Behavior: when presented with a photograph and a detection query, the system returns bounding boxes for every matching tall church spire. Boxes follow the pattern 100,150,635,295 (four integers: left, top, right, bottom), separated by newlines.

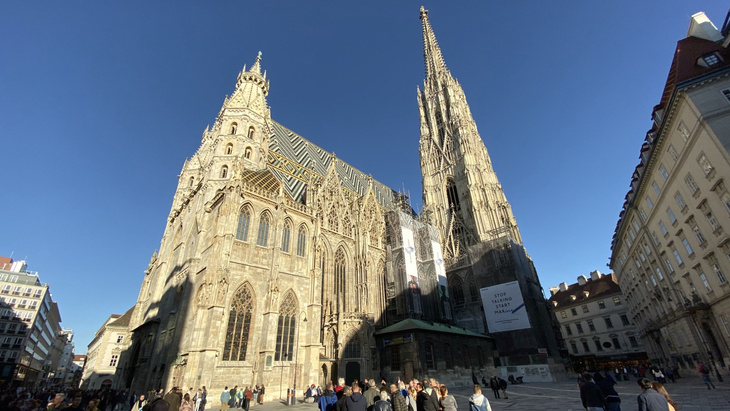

420,6,447,80
417,7,522,264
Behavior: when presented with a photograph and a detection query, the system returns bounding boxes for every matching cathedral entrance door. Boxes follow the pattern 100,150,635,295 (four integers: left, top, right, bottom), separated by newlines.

345,362,360,385
321,364,328,387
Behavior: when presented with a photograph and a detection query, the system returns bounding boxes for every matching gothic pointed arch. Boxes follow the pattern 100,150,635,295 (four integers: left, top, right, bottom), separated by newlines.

236,204,253,241
465,272,479,302
450,275,465,306
296,224,308,257
334,246,348,312
281,218,293,253
342,331,361,359
222,282,256,361
275,290,299,361
256,209,272,246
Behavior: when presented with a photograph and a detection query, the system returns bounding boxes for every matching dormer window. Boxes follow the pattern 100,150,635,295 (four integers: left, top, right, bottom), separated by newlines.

583,291,590,298
570,295,577,301
698,52,722,68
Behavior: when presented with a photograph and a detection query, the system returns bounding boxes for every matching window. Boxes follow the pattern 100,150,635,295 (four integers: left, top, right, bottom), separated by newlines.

650,274,657,287
565,325,572,336
244,147,252,159
673,249,683,265
424,342,435,369
678,121,690,141
668,145,679,161
665,259,675,274
225,143,233,155
230,122,238,134
629,229,636,240
706,212,720,231
576,323,584,333
390,348,401,371
652,182,661,195
343,338,360,359
639,208,648,222
604,317,614,329
570,342,578,354
256,214,270,246
635,258,642,269
274,293,298,361
560,311,567,319
296,226,307,257
582,341,590,352
594,340,603,351
646,196,654,209
587,320,596,332
109,355,118,367
701,53,721,66
582,305,589,313
613,297,621,305
655,267,664,281
675,193,686,209
659,221,668,235
443,344,454,369
247,126,255,139
598,300,606,309
722,192,730,214
685,174,699,194
682,238,694,255
713,263,727,285
633,220,641,232
621,315,630,326
223,283,255,361
281,222,291,253
698,154,714,176
612,338,621,349
116,335,124,344
571,308,578,316
451,277,465,306
235,209,251,241
334,248,347,311
659,165,668,180
667,208,677,224
652,231,660,246
723,89,730,103
699,272,712,292
629,336,639,347
220,165,228,179
692,225,706,244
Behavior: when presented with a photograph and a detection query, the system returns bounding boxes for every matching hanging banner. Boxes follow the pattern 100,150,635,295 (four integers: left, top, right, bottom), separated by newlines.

402,226,421,313
480,281,531,332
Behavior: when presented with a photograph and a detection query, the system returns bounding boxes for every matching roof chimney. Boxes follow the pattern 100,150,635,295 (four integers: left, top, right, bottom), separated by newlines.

577,275,588,286
687,12,723,42
558,282,568,292
590,270,601,281
549,286,559,296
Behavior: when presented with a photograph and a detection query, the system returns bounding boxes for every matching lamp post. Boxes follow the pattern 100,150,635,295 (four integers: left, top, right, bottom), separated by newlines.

280,353,287,401
291,314,307,406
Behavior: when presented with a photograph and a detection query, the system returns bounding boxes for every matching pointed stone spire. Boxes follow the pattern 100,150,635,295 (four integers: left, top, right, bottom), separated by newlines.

250,51,263,74
420,6,448,79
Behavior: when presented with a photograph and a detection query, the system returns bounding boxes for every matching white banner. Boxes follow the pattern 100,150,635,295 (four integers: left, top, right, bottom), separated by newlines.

431,241,448,294
480,281,531,332
402,226,421,313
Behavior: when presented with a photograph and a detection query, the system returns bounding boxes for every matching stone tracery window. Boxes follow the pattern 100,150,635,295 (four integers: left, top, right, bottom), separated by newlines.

296,226,307,257
328,208,339,232
236,207,251,241
343,335,360,358
450,276,464,306
275,292,298,361
223,283,255,361
282,221,291,253
342,215,352,237
256,212,270,246
334,248,347,311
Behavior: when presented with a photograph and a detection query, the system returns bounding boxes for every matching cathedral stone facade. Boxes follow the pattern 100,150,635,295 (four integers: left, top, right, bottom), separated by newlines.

117,8,561,396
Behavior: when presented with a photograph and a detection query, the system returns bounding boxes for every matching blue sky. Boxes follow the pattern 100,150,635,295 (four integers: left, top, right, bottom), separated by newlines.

1,1,727,352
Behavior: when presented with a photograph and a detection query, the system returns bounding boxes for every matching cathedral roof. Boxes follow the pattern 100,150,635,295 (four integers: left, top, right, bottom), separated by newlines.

268,121,400,208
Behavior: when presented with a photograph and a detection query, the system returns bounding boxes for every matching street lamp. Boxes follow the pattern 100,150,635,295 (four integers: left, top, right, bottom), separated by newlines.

291,314,307,406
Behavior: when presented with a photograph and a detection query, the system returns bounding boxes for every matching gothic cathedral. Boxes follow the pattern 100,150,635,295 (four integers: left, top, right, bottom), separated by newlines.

118,8,561,395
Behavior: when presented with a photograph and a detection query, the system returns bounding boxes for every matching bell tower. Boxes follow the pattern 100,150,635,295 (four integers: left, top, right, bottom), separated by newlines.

417,7,521,264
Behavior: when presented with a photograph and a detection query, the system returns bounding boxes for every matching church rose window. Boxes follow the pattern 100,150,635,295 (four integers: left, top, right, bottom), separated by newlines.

223,283,255,361
275,293,298,361
236,209,251,241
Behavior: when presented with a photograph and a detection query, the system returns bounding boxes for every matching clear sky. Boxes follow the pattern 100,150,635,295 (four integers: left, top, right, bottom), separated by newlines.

1,1,727,353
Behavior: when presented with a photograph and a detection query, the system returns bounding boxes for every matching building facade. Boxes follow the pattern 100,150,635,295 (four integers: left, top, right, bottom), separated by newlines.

548,271,648,371
0,257,62,389
116,7,563,395
609,12,730,376
82,307,133,390
54,329,77,388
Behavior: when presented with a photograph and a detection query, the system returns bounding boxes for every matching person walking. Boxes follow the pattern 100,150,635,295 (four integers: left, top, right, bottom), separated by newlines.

346,383,367,411
258,385,265,404
244,387,253,411
488,377,499,400
221,387,231,411
131,394,147,411
320,383,339,411
164,387,182,411
697,361,716,389
497,378,508,400
180,393,194,411
389,384,407,411
579,374,605,411
467,385,491,411
594,372,621,411
651,382,676,411
636,378,669,411
439,385,457,411
415,383,437,411
199,387,208,411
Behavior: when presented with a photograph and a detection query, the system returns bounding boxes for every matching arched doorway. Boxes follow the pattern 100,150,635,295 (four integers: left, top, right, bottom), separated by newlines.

345,362,360,385
321,364,328,387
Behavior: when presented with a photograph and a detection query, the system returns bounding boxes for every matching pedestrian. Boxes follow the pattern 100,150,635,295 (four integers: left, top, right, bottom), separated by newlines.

67,394,85,411
594,372,621,411
636,378,669,411
47,393,68,411
415,383,436,411
199,387,208,411
236,388,243,408
220,387,231,411
229,386,238,409
244,387,253,411
132,394,147,411
346,383,367,411
497,378,508,400
193,389,202,411
180,393,194,411
428,379,440,411
697,361,716,389
320,383,339,411
651,382,676,411
579,374,605,411
258,385,265,404
664,366,675,383
163,388,181,411
439,385,457,411
373,389,392,411
336,386,352,411
389,384,407,411
467,384,491,411
488,377,499,399
363,380,379,408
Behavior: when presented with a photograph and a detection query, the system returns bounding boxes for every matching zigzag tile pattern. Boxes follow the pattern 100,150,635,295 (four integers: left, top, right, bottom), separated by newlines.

268,121,398,208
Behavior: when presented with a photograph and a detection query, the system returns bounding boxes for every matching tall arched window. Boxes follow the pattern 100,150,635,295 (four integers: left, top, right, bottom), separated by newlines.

223,283,255,361
247,126,255,139
230,122,238,134
281,221,291,253
220,165,228,179
443,343,454,369
334,248,346,311
466,275,479,302
189,176,194,187
236,208,251,241
256,213,270,246
275,292,298,361
244,147,252,159
450,276,464,306
446,179,460,211
225,143,234,155
343,335,360,358
296,226,307,257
